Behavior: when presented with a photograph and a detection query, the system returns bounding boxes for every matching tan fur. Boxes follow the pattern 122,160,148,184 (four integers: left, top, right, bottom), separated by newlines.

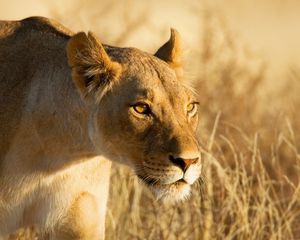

154,28,183,78
0,17,201,239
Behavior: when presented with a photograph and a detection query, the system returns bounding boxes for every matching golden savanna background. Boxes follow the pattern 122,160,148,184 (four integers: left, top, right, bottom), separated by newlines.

2,0,300,239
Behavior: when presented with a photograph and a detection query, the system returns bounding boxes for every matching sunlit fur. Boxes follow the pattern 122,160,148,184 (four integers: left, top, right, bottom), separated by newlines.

0,17,201,239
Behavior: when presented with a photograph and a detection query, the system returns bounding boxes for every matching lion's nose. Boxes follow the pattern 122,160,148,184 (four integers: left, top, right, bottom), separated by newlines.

169,155,199,172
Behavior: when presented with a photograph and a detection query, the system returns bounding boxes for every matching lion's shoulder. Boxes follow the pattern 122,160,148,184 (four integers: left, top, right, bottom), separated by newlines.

19,16,73,38
0,17,74,163
0,16,73,40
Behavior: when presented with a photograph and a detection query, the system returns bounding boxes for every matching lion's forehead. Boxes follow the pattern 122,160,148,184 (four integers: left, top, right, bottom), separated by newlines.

108,46,195,106
123,73,192,106
108,46,175,78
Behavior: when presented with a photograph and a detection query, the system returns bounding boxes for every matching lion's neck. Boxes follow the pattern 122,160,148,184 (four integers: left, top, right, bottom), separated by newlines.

20,63,99,172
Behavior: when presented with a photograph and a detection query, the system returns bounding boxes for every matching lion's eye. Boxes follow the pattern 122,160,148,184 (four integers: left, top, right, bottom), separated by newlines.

187,103,195,112
187,102,198,116
133,103,151,115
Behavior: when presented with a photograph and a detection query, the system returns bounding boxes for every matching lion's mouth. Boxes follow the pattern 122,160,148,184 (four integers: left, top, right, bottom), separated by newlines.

137,174,192,202
173,179,187,186
137,174,188,187
136,163,201,201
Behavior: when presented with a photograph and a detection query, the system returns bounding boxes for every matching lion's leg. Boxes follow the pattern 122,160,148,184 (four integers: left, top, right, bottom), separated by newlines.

51,192,104,240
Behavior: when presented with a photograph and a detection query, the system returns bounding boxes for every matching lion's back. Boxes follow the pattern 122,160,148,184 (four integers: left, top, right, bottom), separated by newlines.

0,17,72,163
0,16,72,39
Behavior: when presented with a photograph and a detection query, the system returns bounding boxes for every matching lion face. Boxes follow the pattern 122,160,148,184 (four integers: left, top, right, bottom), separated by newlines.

67,30,201,201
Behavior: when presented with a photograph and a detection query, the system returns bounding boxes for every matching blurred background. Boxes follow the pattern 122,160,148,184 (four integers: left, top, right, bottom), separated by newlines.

2,0,299,239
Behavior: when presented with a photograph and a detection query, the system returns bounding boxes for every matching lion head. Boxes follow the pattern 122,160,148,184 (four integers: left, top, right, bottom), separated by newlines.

67,29,201,201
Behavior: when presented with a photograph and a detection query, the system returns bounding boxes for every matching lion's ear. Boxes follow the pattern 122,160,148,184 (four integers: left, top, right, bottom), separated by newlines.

67,31,121,102
154,28,183,78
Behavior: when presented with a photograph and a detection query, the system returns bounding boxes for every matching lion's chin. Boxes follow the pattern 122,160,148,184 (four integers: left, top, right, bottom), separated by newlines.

146,180,191,203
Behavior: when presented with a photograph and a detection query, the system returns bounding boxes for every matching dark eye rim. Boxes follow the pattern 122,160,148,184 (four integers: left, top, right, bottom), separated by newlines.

187,101,199,115
131,102,152,115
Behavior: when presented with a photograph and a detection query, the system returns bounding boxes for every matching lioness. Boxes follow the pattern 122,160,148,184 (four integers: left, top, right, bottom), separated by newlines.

0,17,201,239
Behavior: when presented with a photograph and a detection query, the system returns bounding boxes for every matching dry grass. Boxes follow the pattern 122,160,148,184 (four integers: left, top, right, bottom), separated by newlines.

10,1,300,239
